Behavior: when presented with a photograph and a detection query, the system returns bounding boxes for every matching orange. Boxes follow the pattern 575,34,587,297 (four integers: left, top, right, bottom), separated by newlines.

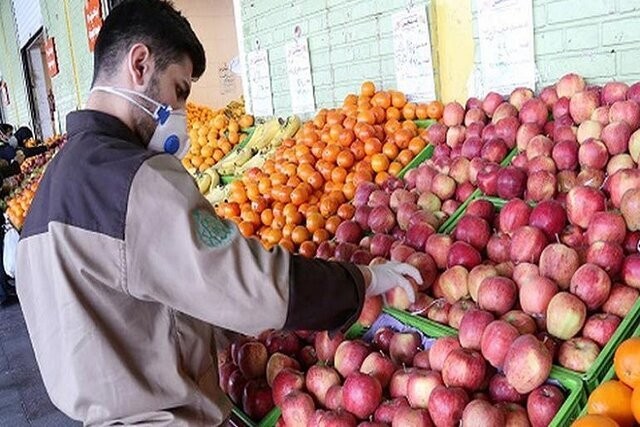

357,110,376,125
325,215,342,234
306,212,325,233
336,150,355,169
313,229,330,244
427,100,444,119
615,337,640,389
375,171,391,185
291,226,310,245
632,387,640,423
415,104,429,120
571,415,620,427
382,142,399,160
587,380,634,427
389,162,403,177
237,221,255,238
386,107,402,121
361,81,376,97
408,137,427,155
371,153,390,173
397,149,414,166
364,138,383,156
299,241,317,258
391,91,407,108
402,102,417,120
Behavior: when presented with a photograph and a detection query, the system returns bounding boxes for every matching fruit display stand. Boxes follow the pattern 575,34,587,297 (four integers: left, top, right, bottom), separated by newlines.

430,195,640,393
238,312,586,427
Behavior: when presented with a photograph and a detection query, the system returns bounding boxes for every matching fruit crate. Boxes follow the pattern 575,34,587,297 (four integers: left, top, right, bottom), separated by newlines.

437,146,519,234
229,321,370,426
383,308,587,427
248,312,585,426
576,322,640,418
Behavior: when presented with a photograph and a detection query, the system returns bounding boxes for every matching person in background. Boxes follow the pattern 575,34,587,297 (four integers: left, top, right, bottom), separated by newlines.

16,1,421,425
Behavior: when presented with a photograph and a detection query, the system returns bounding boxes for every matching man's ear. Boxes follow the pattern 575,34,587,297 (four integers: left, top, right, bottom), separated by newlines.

127,43,155,90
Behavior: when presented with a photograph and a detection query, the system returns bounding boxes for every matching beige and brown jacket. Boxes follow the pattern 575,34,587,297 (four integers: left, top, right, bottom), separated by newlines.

16,110,364,426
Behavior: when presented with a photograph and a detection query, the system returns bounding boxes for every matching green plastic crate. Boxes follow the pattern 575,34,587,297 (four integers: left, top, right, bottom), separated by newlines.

229,321,368,426
414,119,437,129
383,307,587,427
397,144,435,178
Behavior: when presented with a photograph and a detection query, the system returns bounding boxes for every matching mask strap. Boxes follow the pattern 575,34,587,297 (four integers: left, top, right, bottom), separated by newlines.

91,86,171,124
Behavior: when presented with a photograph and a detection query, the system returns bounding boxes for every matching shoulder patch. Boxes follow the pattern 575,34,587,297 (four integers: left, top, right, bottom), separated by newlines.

192,208,236,248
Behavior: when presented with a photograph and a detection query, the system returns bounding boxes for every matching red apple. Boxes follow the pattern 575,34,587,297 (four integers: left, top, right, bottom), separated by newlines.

299,345,318,369
602,121,631,155
428,386,469,427
481,320,520,369
454,215,491,250
483,92,505,117
315,331,344,364
520,99,548,129
429,336,462,372
271,368,305,406
373,327,394,353
442,348,487,391
496,116,520,148
519,275,558,317
492,102,518,123
592,105,611,126
357,297,383,328
468,265,499,302
242,379,275,421
609,100,640,130
583,313,621,348
586,241,624,277
577,167,606,189
623,254,640,289
482,138,509,163
510,226,548,264
621,188,640,231
603,284,639,317
602,81,629,105
546,292,587,340
409,293,435,317
460,309,495,350
427,299,452,324
503,335,552,394
266,353,302,387
566,186,605,228
412,350,430,369
359,352,396,388
498,402,531,427
526,384,564,427
477,162,501,196
530,200,566,239
306,365,341,406
489,373,525,404
500,199,532,235
335,340,370,378
578,139,609,170
552,140,579,171
311,409,357,426
557,170,579,193
526,135,554,160
384,280,419,311
487,233,512,264
576,120,603,143
443,102,465,127
391,407,433,427
570,90,600,124
389,332,421,365
558,337,600,372
497,166,527,200
237,341,269,380
513,262,540,288
281,391,315,427
462,399,506,427
218,362,238,394
374,397,410,424
586,211,626,245
608,169,640,208
407,370,443,409
478,276,518,315
227,369,248,405
539,243,580,289
342,372,382,420
389,368,419,399
630,129,640,162
569,263,612,311
447,241,482,270
231,337,252,365
516,123,542,152
501,310,537,335
448,299,478,329
438,266,470,304
526,171,556,202
607,153,636,176
426,234,454,270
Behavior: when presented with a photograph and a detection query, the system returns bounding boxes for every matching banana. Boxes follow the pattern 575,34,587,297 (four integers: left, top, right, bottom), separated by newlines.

251,118,283,150
232,148,256,168
203,167,220,188
196,173,212,194
267,115,301,149
236,152,268,174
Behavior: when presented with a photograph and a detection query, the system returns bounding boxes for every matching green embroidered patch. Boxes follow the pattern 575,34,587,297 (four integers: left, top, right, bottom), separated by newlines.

192,208,236,248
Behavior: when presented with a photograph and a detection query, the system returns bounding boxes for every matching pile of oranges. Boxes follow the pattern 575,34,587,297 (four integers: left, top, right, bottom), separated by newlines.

183,102,254,172
6,177,40,229
215,81,444,254
572,336,640,427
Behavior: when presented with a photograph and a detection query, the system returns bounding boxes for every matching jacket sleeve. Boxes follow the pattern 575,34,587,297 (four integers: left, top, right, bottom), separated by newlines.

124,155,364,336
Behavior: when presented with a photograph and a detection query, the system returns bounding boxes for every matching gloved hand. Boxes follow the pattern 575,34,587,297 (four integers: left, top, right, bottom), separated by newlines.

365,261,423,304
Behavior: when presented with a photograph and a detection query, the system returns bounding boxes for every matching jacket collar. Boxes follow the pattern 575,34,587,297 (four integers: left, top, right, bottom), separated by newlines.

66,110,145,148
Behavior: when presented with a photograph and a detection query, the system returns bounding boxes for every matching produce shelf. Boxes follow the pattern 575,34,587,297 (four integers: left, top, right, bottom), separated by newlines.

251,312,586,427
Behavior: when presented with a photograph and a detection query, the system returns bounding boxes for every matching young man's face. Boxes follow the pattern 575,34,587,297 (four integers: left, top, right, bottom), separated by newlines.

132,55,193,144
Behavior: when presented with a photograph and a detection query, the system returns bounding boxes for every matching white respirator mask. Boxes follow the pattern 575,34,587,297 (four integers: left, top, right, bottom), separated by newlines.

91,86,190,159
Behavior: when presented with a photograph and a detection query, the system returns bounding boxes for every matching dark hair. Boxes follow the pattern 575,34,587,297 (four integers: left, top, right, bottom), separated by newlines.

0,124,13,135
13,127,33,146
92,0,206,84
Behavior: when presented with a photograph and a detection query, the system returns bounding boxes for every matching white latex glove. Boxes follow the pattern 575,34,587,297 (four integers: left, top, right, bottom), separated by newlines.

365,261,422,304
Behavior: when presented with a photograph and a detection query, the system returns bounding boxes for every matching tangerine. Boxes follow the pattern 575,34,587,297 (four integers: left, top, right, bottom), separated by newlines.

615,337,640,389
587,381,634,427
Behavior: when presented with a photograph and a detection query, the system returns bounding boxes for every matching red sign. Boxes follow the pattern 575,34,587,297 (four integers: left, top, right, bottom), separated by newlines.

85,0,103,52
44,38,59,78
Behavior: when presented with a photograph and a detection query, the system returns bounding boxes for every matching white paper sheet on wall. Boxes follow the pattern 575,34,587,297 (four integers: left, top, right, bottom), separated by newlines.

392,6,437,102
285,38,316,114
246,49,274,117
477,0,536,95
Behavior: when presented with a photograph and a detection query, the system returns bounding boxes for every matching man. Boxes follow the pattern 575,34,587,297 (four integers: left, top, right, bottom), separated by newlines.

16,1,420,425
